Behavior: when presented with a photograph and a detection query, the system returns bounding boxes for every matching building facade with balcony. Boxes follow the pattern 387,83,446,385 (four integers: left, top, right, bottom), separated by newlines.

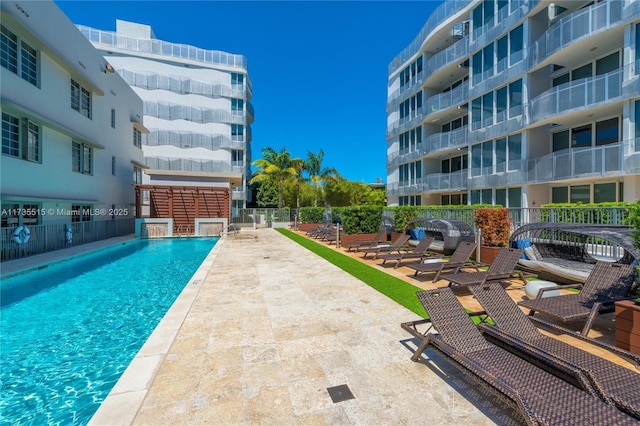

79,20,254,218
386,0,640,209
1,2,144,239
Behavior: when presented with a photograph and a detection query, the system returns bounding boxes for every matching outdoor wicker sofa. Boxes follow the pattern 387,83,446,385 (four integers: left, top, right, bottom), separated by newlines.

470,282,640,419
401,288,638,425
511,223,640,284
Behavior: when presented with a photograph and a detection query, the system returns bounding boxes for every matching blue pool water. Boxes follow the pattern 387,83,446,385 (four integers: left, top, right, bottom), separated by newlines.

0,237,217,425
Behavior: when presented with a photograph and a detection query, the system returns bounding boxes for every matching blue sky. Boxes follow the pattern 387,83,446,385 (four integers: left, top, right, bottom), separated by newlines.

56,1,440,183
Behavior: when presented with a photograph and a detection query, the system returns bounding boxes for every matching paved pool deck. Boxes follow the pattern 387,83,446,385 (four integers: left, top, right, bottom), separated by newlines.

87,229,518,425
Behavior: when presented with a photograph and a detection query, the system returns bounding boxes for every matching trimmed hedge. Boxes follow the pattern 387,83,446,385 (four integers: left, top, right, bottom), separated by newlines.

387,204,498,231
539,202,631,225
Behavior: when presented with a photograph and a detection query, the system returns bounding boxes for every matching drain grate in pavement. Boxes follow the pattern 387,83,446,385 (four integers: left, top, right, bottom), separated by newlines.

327,384,355,403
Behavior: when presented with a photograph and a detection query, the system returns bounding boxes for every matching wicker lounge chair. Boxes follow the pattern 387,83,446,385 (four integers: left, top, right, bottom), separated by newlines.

375,236,440,268
406,241,480,280
358,234,410,259
343,229,387,252
401,288,637,425
518,261,637,336
470,282,640,419
437,247,527,287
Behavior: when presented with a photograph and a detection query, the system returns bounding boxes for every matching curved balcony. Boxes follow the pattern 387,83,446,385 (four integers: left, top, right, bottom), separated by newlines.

467,166,527,189
468,0,539,53
144,101,245,125
424,81,469,119
78,25,248,69
423,126,469,158
424,37,469,83
530,64,640,124
387,107,424,139
389,0,473,74
118,69,248,100
526,140,637,184
246,102,255,123
145,130,246,150
529,0,635,68
469,114,525,145
469,55,528,99
387,70,426,110
145,157,246,174
424,170,468,191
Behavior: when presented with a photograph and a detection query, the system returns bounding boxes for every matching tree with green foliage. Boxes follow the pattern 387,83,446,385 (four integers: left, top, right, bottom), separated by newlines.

255,180,279,207
305,150,337,207
250,147,299,209
291,158,307,209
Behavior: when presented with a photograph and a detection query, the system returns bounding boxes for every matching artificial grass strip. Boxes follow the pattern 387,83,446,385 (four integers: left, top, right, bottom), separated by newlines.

277,228,427,317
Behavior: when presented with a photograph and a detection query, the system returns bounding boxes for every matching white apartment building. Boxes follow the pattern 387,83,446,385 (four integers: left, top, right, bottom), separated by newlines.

1,1,145,229
386,0,640,209
78,20,254,216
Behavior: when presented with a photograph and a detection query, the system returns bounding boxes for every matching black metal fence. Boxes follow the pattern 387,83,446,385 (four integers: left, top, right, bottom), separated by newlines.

1,219,135,262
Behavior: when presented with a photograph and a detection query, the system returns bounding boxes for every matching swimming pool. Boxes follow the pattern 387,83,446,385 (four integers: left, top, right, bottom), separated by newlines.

0,237,217,425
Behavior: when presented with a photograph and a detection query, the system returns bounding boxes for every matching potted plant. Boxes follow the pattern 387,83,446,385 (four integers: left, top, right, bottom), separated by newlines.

474,208,511,264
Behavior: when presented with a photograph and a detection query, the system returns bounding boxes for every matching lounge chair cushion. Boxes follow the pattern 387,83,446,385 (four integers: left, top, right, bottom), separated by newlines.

409,228,426,241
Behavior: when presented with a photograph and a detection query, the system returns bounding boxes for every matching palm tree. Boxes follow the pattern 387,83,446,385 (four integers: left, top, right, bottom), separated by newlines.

250,147,298,209
305,150,337,207
291,158,307,209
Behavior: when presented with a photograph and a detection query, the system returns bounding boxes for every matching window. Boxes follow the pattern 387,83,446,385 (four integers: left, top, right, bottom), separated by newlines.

482,140,493,173
231,124,244,140
570,185,590,203
483,43,494,77
20,41,37,85
508,79,522,117
482,92,493,126
71,205,92,222
231,72,244,86
472,97,482,128
231,98,243,113
2,112,20,157
111,109,116,128
552,187,568,203
496,86,507,122
508,187,521,208
497,35,508,73
1,112,39,161
495,138,506,173
231,149,244,163
507,134,522,171
483,0,494,25
112,156,116,176
1,25,18,73
133,128,142,148
553,130,570,152
1,25,38,86
23,119,39,162
594,183,616,203
571,124,592,147
509,24,523,63
472,51,483,85
552,73,570,87
133,166,142,184
72,141,92,174
571,63,592,80
496,188,506,207
636,100,640,151
595,117,619,146
637,23,640,61
71,79,91,118
596,52,619,76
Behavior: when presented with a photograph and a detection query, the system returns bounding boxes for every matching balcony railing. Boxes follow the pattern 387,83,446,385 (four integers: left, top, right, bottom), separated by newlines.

530,64,640,123
387,71,427,110
389,0,473,74
387,106,424,138
78,25,248,69
530,0,632,67
145,131,246,150
118,69,247,100
424,37,469,81
424,82,469,118
423,125,469,157
144,102,245,125
145,157,245,174
527,139,638,183
469,0,538,53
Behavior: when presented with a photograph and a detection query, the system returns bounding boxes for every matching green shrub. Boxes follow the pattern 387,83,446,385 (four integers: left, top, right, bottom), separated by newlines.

340,206,384,234
539,202,631,225
299,207,325,223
